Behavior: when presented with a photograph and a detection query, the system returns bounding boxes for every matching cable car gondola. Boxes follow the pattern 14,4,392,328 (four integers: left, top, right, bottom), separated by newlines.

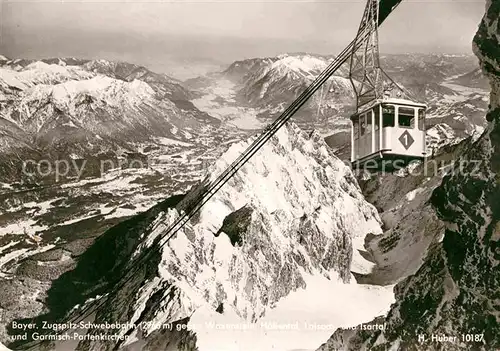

350,98,427,168
348,0,427,169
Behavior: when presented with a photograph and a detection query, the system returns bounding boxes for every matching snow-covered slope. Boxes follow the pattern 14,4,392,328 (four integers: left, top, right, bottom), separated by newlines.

222,56,278,85
0,60,215,136
187,54,352,134
317,1,499,349
7,123,388,351
426,123,468,154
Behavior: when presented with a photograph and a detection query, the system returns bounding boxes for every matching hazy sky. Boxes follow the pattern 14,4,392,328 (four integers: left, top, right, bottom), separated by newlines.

0,0,486,72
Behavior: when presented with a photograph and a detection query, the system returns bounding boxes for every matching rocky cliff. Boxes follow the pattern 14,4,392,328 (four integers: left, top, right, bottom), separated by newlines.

7,122,382,350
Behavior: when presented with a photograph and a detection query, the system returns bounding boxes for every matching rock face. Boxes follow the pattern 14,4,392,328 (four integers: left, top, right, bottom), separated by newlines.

317,1,500,350
7,122,381,350
352,141,461,285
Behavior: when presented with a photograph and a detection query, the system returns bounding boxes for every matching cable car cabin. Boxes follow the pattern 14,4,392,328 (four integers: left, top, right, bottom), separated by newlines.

350,98,427,170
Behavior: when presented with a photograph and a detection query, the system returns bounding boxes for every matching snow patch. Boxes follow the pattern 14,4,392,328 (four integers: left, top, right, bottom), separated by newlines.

188,270,395,351
155,137,193,147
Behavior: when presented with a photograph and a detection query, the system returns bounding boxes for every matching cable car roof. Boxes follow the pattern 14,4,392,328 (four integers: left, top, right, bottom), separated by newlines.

380,97,427,108
351,98,427,118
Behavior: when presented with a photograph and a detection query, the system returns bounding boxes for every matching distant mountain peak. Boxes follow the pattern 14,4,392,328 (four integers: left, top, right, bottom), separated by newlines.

270,54,328,76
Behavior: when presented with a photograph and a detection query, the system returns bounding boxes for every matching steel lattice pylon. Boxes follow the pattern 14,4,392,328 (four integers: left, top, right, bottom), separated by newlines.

349,0,381,110
349,0,413,112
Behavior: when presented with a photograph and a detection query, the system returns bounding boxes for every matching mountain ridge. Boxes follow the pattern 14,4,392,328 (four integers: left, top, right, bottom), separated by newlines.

0,58,224,182
5,122,388,351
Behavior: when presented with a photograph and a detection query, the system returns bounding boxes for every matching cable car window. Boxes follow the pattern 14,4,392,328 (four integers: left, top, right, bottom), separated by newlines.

353,119,359,139
360,114,366,136
418,109,426,131
398,107,415,128
382,105,395,127
366,112,372,134
374,108,380,131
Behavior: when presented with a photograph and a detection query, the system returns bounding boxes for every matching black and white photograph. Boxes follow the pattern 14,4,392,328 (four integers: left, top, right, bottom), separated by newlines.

0,0,498,350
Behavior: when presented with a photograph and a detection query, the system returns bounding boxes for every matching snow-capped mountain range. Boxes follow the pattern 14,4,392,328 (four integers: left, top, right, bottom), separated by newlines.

0,58,225,183
188,52,489,144
0,34,496,351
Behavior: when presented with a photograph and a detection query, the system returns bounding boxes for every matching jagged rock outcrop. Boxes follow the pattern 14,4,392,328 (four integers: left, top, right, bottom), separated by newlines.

7,122,382,350
317,1,500,349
